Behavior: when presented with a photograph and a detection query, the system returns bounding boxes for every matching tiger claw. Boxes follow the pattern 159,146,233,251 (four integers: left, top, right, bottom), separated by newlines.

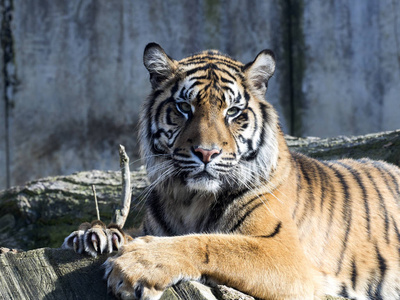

91,233,99,252
63,221,129,257
73,236,79,253
106,225,128,251
112,233,119,250
62,230,85,253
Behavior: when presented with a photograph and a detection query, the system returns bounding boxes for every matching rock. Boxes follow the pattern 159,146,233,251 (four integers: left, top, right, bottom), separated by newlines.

286,129,400,165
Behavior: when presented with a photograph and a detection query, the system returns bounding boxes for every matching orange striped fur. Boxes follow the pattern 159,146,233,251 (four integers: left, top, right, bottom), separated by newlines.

63,44,400,300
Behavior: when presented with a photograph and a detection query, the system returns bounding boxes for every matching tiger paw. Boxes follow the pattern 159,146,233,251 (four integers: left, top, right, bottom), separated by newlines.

104,236,201,300
62,220,128,257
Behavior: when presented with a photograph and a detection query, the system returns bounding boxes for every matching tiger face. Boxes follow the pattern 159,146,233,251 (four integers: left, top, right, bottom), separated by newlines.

140,43,279,193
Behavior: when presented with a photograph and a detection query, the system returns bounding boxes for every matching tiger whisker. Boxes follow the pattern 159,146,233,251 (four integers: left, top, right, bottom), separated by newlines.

132,162,176,214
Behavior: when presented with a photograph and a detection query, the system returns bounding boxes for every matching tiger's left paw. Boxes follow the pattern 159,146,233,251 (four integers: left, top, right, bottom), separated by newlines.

104,236,201,300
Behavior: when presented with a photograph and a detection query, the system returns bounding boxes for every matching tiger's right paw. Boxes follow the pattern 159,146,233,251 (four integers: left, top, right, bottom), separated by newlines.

62,220,129,257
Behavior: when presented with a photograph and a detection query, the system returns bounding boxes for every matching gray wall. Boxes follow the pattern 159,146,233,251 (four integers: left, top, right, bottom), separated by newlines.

0,0,399,189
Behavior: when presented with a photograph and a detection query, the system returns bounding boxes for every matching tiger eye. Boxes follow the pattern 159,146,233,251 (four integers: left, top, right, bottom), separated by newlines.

176,102,192,114
227,107,240,117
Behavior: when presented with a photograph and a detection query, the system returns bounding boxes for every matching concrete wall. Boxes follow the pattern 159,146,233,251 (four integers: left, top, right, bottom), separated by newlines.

0,0,399,189
299,0,400,137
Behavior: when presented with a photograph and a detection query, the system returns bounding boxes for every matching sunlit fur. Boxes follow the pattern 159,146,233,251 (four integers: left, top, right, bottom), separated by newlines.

135,44,400,299
68,44,400,300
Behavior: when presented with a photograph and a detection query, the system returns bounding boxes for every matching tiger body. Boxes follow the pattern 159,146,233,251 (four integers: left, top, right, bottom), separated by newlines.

63,44,400,299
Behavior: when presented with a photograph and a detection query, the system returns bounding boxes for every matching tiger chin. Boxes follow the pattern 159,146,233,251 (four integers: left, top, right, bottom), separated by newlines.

62,43,400,300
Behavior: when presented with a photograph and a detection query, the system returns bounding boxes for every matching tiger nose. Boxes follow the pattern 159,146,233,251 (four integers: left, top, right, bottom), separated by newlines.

193,147,221,164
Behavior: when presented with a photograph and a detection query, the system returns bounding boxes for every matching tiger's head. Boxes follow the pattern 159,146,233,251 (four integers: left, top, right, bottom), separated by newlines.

139,43,279,194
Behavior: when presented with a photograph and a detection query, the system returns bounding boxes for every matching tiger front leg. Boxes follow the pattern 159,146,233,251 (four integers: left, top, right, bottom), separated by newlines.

105,234,320,300
62,220,132,257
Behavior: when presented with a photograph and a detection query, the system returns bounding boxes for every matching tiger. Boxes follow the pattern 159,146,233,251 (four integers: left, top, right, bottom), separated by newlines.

62,43,400,300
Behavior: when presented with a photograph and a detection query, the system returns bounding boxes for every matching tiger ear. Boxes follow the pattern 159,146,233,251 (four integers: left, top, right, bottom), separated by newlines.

244,49,275,96
143,43,177,89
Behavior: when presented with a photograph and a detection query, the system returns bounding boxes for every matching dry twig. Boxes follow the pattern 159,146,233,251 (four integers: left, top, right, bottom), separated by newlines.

112,144,131,227
92,185,100,221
